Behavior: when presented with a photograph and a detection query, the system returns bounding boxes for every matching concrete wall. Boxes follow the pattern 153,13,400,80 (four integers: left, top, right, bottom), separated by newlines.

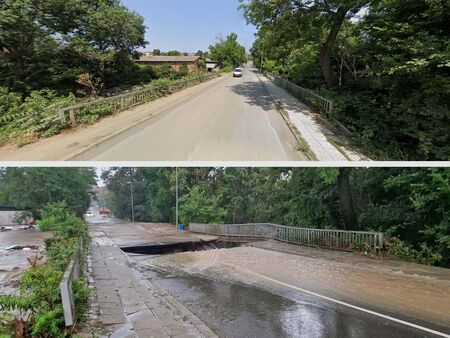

0,211,28,225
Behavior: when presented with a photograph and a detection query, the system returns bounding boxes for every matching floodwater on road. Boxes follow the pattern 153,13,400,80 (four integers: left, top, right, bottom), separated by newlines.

148,246,450,332
142,268,439,338
132,252,447,338
0,230,52,295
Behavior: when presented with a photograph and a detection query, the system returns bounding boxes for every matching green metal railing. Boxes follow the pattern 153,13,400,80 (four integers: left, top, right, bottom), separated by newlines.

265,73,334,117
190,223,384,252
58,73,220,125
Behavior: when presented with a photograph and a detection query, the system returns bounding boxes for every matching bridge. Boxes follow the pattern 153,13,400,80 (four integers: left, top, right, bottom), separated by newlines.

80,217,450,338
0,68,366,161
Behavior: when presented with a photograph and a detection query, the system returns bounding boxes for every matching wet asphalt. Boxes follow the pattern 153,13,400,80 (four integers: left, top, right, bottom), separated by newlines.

138,267,449,338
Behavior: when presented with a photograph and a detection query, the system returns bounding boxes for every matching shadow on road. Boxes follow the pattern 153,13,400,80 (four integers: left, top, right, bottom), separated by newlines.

229,78,274,111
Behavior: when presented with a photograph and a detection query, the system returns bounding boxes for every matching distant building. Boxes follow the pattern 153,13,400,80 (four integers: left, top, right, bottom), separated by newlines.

206,59,220,72
0,206,31,226
136,55,201,72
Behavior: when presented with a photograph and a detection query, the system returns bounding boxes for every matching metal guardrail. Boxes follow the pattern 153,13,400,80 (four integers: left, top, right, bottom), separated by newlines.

265,73,334,117
190,223,384,252
190,223,275,239
60,238,83,327
58,73,219,125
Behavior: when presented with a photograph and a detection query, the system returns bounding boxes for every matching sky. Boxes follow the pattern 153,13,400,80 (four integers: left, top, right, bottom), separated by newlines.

122,0,256,52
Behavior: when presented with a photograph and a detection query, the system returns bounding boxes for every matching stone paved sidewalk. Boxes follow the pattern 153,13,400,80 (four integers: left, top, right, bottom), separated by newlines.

259,74,367,161
90,240,217,338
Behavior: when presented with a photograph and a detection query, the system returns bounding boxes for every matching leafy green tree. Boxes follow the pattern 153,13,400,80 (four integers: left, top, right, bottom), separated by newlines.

209,33,247,68
102,167,450,267
0,0,147,92
101,168,145,220
242,0,450,160
0,167,95,217
179,64,189,77
241,0,369,88
166,50,182,56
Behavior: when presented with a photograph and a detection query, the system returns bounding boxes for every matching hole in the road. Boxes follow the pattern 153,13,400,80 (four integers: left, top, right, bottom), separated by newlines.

120,239,245,256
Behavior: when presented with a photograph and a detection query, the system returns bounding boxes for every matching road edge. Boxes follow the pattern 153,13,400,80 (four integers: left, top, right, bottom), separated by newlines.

65,75,228,161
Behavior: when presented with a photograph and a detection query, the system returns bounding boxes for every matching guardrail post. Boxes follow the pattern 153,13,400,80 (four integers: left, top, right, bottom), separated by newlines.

60,238,83,327
69,110,76,125
59,109,67,125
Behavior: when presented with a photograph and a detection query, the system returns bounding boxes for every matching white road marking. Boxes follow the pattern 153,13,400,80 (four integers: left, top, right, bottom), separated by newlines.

242,268,450,338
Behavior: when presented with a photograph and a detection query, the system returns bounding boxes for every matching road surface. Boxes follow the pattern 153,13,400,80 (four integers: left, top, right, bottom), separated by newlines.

90,219,450,338
74,69,304,161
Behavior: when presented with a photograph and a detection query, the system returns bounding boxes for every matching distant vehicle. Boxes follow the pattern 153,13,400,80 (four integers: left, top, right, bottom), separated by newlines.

86,210,94,217
99,208,111,215
233,68,244,78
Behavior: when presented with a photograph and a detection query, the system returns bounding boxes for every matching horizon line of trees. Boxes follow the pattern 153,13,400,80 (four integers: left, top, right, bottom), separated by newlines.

102,167,450,267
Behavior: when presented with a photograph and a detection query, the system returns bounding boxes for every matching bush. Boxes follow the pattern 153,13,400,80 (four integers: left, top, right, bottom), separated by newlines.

221,65,234,73
0,88,77,146
0,202,90,337
38,202,87,238
178,64,189,78
385,237,443,266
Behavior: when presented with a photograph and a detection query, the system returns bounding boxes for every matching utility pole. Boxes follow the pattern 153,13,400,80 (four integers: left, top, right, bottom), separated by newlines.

175,167,179,231
127,182,135,222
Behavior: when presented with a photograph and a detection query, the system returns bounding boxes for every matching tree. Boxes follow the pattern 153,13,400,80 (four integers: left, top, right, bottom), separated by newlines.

241,0,450,160
209,33,246,68
240,0,369,87
0,0,147,92
0,167,95,217
166,50,182,56
153,49,161,56
102,167,450,267
337,168,358,230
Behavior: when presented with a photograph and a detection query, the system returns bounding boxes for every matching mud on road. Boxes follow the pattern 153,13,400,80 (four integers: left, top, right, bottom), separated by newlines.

137,245,450,337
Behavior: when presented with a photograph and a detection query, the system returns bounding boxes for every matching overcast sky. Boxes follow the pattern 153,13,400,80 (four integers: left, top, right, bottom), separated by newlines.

122,0,256,52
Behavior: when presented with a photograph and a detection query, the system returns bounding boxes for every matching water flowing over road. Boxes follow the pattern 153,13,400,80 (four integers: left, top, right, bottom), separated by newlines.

88,220,450,338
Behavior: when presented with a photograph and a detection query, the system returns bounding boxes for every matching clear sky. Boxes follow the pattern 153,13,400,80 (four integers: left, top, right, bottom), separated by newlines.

122,0,256,52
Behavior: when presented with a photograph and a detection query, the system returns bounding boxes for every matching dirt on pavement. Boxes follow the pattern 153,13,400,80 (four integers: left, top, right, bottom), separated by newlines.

147,242,450,330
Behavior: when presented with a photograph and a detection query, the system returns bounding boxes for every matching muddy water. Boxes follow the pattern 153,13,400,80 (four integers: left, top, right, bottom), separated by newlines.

0,230,52,295
139,267,438,338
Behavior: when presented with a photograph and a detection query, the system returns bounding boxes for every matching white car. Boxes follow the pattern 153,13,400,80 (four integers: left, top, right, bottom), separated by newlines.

233,68,244,78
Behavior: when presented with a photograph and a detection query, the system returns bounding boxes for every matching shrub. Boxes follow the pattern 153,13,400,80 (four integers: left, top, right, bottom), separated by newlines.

0,202,90,337
0,88,77,145
221,65,234,73
38,202,87,238
385,237,443,266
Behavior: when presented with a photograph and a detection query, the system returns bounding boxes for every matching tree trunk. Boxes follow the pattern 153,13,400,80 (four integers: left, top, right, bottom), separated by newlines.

319,6,350,88
337,168,359,231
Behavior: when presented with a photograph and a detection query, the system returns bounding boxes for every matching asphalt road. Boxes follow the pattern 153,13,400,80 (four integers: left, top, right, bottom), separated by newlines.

74,69,304,161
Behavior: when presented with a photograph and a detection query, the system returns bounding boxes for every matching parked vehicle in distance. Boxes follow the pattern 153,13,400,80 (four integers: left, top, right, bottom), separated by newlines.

86,210,94,217
233,68,244,78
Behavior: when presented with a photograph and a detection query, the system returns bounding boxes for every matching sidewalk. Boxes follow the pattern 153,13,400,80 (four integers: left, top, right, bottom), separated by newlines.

90,238,217,338
259,74,367,161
